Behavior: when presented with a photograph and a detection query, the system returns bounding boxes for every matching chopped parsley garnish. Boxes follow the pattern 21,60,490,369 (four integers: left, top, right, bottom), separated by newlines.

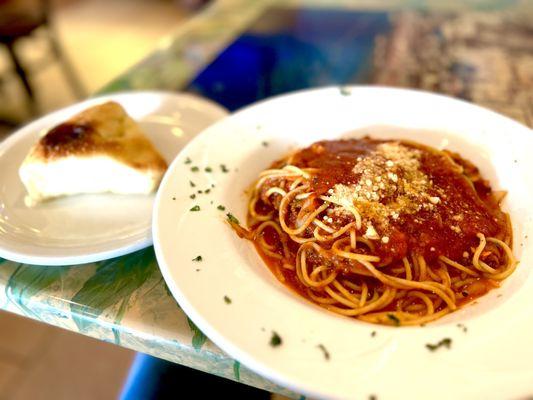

191,166,199,172
220,164,229,173
224,296,232,304
457,323,467,333
211,184,215,188
340,86,351,96
189,180,196,187
192,255,202,262
317,344,330,360
371,331,376,337
387,314,400,326
262,141,269,147
189,194,196,199
205,189,211,194
425,338,452,352
369,395,377,400
270,331,282,347
190,205,200,212
197,190,203,194
226,213,240,224
172,197,176,201
217,205,226,211
184,157,192,164
205,167,212,172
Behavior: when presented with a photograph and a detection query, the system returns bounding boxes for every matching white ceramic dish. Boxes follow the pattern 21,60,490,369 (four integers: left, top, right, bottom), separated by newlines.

0,91,227,266
153,86,533,400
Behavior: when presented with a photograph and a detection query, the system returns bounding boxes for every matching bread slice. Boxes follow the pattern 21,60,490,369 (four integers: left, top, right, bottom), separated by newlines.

19,101,168,204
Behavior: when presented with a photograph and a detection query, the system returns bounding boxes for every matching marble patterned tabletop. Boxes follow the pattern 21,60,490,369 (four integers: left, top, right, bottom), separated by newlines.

1,0,532,398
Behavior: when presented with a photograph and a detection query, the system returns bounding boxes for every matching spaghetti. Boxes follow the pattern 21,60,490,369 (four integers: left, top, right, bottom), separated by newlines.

232,138,516,326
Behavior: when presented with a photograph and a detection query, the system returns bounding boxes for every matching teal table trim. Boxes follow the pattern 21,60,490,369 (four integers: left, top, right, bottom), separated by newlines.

1,0,531,398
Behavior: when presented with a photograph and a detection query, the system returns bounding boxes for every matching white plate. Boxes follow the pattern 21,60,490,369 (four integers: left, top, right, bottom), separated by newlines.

0,91,227,265
153,87,533,400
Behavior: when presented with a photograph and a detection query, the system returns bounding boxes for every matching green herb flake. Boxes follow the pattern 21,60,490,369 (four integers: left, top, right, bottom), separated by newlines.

340,86,351,96
220,164,229,173
425,338,452,352
387,314,400,326
224,296,232,304
190,205,200,212
197,190,203,194
172,197,176,201
317,344,330,360
189,180,196,187
262,141,269,147
184,157,192,164
192,255,202,262
205,189,211,194
217,205,226,211
191,166,199,172
457,323,468,333
205,167,213,173
369,395,377,400
189,194,196,199
371,331,376,337
226,213,240,224
270,331,282,347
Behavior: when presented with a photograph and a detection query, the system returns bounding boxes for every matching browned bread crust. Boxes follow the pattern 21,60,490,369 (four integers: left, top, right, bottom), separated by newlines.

31,101,167,172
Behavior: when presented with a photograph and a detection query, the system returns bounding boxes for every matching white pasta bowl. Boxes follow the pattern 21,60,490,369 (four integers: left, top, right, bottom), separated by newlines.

153,86,533,400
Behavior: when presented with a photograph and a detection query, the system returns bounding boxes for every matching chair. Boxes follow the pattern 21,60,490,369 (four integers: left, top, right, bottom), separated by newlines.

0,0,85,118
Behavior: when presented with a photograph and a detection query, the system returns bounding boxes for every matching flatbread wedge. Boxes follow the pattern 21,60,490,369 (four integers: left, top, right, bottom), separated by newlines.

19,101,168,204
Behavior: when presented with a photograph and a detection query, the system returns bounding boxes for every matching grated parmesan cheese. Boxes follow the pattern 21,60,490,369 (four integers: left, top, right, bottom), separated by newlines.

364,225,380,240
326,142,443,231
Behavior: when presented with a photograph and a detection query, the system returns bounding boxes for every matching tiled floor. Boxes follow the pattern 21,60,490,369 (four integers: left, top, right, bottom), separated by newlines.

0,1,190,399
0,311,134,400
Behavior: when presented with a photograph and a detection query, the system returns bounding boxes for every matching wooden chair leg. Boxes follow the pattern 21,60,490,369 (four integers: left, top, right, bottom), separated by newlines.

5,42,38,116
47,29,86,99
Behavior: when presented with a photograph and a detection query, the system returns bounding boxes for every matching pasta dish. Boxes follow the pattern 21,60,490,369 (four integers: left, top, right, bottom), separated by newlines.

231,138,516,326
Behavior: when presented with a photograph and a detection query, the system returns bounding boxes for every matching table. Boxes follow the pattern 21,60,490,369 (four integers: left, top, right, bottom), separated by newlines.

1,0,531,398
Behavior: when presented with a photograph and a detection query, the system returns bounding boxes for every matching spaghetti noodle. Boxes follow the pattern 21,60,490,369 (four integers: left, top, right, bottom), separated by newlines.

231,138,516,326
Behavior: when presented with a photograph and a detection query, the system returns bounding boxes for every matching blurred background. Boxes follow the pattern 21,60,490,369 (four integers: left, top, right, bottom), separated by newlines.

0,0,195,140
0,1,196,398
